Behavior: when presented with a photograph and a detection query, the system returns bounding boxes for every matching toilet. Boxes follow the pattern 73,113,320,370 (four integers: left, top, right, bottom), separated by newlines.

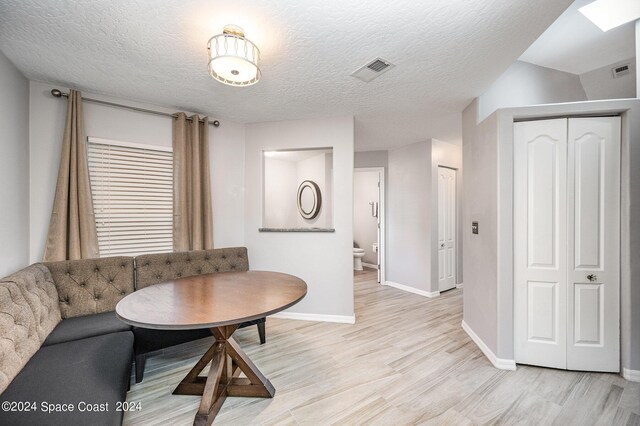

353,248,365,271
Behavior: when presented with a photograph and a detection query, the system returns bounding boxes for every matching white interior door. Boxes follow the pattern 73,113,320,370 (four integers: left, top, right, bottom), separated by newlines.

566,117,620,372
514,118,568,369
438,167,456,292
514,117,620,372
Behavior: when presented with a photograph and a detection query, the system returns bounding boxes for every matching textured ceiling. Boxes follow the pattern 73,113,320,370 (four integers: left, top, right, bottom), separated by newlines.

0,0,572,151
520,0,636,75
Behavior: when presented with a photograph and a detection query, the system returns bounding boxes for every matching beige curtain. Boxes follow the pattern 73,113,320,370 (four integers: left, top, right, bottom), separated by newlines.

173,113,213,251
43,90,99,261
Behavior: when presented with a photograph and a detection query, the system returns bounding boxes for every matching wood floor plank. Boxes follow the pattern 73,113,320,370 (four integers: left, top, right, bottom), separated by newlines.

124,269,638,425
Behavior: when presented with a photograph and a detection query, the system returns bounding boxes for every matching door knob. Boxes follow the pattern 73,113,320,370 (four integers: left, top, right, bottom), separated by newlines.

440,243,445,248
587,274,597,282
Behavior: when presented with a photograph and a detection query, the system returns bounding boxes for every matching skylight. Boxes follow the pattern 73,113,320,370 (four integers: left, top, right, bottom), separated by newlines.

578,0,640,32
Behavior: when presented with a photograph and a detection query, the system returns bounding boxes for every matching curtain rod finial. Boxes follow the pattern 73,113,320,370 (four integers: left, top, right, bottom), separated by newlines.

51,89,63,97
213,120,220,127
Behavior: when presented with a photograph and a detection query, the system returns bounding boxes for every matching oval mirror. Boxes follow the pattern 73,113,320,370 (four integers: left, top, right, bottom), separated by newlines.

297,180,322,219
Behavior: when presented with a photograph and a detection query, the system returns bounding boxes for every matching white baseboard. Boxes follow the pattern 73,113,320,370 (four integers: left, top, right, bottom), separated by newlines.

456,283,464,289
271,311,356,324
623,368,640,382
384,281,440,298
362,262,378,270
461,320,516,370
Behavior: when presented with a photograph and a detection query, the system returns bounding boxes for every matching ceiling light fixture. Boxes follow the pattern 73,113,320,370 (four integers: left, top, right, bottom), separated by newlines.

207,24,261,86
578,0,640,32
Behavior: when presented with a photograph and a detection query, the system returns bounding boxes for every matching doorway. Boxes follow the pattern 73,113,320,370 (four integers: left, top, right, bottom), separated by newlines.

513,117,621,372
437,166,457,292
354,167,385,283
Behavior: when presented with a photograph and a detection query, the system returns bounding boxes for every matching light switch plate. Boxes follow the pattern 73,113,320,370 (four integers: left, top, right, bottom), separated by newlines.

472,221,479,234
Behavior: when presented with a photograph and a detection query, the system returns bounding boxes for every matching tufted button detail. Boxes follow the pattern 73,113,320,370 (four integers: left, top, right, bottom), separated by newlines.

231,265,236,270
215,268,219,272
222,255,226,259
109,279,114,283
186,259,191,263
94,295,99,300
120,291,126,295
145,262,150,266
94,267,99,272
121,264,126,268
166,261,171,265
177,272,182,277
66,271,70,276
156,274,162,279
197,269,202,274
80,282,86,287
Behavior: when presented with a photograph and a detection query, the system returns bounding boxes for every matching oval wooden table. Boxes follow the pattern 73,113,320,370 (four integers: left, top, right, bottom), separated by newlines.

116,271,307,426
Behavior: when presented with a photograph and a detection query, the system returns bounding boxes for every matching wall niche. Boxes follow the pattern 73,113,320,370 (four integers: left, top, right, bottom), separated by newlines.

261,147,334,232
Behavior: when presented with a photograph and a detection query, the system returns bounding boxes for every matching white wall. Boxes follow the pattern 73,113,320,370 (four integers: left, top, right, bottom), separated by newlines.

387,141,432,292
263,158,298,228
430,139,463,288
244,116,354,319
28,81,245,262
0,51,29,276
478,61,587,123
579,58,636,101
353,171,379,264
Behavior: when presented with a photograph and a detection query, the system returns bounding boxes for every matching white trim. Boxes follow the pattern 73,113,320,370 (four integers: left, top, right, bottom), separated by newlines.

88,136,173,152
462,320,516,370
456,283,464,289
270,312,356,324
384,281,440,298
362,262,378,270
622,368,640,382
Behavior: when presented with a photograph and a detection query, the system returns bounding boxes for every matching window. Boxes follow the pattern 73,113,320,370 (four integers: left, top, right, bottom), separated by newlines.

87,137,173,257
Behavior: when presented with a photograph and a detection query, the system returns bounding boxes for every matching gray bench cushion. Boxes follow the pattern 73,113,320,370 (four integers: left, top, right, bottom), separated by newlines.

0,331,133,426
43,311,132,346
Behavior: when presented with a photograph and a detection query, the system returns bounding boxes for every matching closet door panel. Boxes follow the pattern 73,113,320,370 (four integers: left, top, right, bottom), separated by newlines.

514,118,568,369
567,117,620,372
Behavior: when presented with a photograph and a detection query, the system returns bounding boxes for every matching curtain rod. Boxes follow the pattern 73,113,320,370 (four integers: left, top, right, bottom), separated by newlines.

50,89,220,127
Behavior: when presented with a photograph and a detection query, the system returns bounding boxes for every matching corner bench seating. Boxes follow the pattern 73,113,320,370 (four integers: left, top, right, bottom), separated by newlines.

0,247,262,426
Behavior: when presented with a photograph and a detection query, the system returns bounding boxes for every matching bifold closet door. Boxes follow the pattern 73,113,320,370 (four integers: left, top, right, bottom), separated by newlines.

514,117,620,372
514,118,568,369
566,117,620,372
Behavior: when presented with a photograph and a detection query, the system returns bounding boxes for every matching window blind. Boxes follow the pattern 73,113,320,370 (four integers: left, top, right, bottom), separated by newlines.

87,137,173,257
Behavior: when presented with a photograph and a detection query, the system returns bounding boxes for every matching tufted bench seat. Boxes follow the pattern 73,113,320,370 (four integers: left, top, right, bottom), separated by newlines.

0,262,133,426
0,246,262,423
132,247,266,383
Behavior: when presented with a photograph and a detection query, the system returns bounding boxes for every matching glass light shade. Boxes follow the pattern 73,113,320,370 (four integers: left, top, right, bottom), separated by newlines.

207,28,261,87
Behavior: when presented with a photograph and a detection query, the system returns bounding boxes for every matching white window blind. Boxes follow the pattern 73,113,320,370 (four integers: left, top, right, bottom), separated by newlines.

87,137,173,257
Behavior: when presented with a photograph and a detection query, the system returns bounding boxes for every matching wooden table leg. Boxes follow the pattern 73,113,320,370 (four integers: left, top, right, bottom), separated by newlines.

172,325,276,425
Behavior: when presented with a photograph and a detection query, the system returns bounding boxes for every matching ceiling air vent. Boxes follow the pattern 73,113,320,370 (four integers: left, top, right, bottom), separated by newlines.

351,57,395,82
612,63,630,79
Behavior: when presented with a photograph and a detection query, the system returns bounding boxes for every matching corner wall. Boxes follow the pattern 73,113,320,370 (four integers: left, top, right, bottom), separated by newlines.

244,116,355,320
478,61,587,123
0,51,29,276
387,141,432,292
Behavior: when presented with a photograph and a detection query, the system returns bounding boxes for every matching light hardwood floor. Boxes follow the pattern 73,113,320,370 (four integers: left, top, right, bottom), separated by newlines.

124,269,640,425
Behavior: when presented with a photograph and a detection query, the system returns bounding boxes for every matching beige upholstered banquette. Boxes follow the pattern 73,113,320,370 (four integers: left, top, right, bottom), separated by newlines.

0,264,61,393
135,247,249,289
44,257,135,318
